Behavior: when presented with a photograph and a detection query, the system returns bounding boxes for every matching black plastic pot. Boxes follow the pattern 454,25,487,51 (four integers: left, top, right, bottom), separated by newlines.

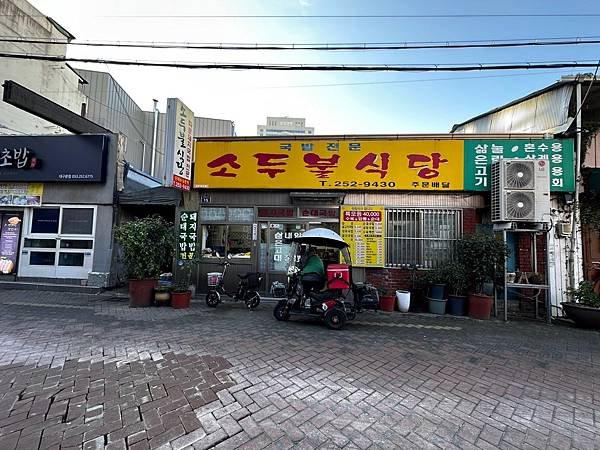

561,302,600,329
447,294,467,316
428,284,445,300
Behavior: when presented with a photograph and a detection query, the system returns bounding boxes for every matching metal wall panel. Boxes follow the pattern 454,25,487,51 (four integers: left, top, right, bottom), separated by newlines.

345,192,485,208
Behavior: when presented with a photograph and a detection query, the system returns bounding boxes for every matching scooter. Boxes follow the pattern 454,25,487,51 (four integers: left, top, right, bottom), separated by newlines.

205,260,263,309
272,228,377,330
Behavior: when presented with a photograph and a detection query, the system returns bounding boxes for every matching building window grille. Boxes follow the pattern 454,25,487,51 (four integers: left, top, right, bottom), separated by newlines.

385,208,462,269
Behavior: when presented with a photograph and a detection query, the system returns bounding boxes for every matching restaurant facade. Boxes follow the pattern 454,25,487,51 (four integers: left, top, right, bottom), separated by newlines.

186,134,576,319
0,133,116,286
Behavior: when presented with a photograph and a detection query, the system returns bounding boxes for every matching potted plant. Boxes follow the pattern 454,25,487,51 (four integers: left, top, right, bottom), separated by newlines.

456,232,509,320
115,215,174,307
171,259,194,309
420,267,447,315
444,260,468,316
562,281,600,329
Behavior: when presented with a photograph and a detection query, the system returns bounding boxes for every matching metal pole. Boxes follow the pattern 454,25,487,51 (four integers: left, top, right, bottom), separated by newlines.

504,229,508,322
150,99,159,177
568,81,582,291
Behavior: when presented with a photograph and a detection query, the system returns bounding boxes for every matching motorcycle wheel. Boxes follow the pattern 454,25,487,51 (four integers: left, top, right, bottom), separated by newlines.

273,301,290,321
205,291,220,307
244,291,261,309
324,308,347,330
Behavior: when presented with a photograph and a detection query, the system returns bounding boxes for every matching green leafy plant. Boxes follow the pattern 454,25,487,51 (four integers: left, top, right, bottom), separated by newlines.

173,258,196,293
443,260,469,296
115,215,174,280
455,232,510,294
567,281,600,308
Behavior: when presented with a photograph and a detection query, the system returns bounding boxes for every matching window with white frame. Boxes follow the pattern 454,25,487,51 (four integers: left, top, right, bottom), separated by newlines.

385,208,462,269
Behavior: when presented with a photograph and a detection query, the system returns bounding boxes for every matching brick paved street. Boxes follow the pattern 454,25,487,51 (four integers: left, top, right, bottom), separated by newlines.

0,290,599,449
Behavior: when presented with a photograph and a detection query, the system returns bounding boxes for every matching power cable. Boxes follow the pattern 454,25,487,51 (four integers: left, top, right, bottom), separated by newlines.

94,13,600,19
4,36,600,51
2,52,600,72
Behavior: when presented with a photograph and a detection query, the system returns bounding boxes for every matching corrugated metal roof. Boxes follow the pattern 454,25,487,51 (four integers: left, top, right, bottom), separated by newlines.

450,80,576,132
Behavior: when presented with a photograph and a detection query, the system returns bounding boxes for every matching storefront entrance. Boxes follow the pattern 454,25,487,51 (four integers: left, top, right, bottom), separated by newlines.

258,221,339,291
19,206,96,280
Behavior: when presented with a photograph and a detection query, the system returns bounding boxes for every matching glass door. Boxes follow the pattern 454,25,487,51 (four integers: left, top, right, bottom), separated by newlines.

259,222,306,290
19,206,95,279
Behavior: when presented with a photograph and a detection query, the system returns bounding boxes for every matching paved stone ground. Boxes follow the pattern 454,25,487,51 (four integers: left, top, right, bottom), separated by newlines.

0,290,598,449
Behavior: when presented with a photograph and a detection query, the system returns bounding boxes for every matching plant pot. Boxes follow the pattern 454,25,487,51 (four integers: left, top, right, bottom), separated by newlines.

379,296,395,312
561,302,600,329
409,288,425,312
468,293,493,320
154,290,171,307
395,290,410,312
128,279,156,307
428,284,445,300
171,290,192,309
447,294,467,316
427,297,447,315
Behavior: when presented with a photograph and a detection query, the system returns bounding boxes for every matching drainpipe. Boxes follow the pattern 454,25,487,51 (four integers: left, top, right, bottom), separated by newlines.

569,80,583,291
140,141,146,172
150,99,159,177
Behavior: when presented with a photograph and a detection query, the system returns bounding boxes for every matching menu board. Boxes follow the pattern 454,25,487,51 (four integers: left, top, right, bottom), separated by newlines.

340,206,385,267
178,211,198,261
0,214,22,274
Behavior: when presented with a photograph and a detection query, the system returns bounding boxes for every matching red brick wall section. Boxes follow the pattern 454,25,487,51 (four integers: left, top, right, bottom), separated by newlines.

463,208,477,235
365,268,413,292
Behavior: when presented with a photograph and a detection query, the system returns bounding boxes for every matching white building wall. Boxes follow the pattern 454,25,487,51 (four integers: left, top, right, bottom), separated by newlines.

0,0,86,135
257,116,314,136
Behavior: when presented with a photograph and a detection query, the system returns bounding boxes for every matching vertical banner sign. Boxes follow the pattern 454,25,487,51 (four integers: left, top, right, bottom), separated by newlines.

0,215,22,274
178,211,197,261
165,98,194,191
340,206,385,268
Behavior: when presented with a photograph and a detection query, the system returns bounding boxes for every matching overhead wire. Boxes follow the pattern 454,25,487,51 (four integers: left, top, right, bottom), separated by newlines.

3,35,600,51
1,52,600,72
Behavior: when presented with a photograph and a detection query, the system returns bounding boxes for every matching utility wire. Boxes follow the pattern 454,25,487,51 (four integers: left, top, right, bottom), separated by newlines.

2,52,600,72
4,36,600,51
94,13,600,19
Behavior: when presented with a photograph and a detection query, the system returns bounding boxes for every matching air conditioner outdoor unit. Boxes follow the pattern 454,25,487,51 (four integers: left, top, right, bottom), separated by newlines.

491,159,550,223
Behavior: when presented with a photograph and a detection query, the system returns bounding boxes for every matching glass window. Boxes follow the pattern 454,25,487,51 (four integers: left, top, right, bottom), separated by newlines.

24,239,56,248
228,225,252,259
228,207,254,223
200,207,226,222
58,252,84,266
31,208,60,234
30,251,55,265
385,209,461,269
61,208,94,235
60,240,93,249
200,224,227,257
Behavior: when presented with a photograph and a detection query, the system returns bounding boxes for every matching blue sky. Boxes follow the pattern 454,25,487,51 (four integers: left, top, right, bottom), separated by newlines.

28,0,600,135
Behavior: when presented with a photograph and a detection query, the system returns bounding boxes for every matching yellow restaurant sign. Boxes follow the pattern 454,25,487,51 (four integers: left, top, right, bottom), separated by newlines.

194,139,464,190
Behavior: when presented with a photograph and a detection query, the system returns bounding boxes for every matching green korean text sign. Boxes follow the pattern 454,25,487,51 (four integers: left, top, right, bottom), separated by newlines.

463,139,574,192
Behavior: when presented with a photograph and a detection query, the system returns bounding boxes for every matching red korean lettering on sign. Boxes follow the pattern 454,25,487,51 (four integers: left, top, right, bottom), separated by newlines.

355,153,390,179
406,152,448,179
207,154,240,178
303,154,340,179
254,153,289,178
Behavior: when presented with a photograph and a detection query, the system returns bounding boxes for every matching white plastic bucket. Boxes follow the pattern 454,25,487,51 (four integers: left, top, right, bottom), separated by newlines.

396,290,410,312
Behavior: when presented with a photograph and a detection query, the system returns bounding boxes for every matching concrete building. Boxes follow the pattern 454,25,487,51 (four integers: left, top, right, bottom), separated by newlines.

76,69,235,184
0,0,86,136
257,117,314,136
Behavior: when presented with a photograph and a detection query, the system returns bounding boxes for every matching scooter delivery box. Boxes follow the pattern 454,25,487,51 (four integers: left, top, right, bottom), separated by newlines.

327,264,350,289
